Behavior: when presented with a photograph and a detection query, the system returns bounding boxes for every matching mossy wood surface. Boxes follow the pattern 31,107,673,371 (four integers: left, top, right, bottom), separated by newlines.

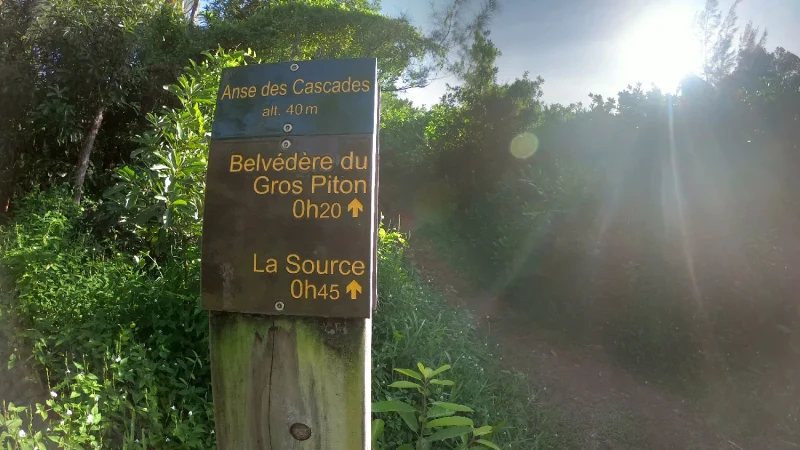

209,312,370,449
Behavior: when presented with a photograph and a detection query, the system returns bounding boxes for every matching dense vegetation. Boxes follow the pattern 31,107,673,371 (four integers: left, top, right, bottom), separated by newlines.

1,0,798,447
382,1,800,444
0,0,567,448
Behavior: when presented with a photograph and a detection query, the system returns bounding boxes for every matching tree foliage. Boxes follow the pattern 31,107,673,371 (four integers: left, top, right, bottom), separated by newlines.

1,0,800,446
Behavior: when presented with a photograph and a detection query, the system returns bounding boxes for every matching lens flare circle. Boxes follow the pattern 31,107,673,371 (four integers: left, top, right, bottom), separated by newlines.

510,132,540,159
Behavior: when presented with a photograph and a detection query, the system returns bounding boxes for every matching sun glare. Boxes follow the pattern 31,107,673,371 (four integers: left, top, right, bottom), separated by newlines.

616,5,703,92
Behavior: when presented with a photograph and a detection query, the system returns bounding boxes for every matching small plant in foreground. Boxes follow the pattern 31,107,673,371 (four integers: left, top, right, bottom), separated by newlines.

372,363,504,450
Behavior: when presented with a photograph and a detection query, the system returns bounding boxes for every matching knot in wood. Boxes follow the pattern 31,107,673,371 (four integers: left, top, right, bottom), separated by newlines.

289,422,312,441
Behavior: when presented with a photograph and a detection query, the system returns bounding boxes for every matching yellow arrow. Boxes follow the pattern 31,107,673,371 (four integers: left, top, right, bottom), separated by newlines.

347,198,364,218
346,280,362,300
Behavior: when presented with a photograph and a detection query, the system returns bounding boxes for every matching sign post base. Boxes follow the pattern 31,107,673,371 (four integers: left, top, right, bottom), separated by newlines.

209,312,371,449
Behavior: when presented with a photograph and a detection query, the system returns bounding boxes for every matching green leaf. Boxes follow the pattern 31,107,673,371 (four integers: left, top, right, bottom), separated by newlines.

389,381,422,389
398,410,419,432
477,439,502,450
426,426,472,441
426,416,473,428
394,368,422,381
103,183,128,198
426,405,455,419
372,401,416,413
430,379,454,386
5,418,22,430
371,419,384,446
134,204,162,225
431,402,473,412
397,445,414,450
473,426,493,436
430,364,452,378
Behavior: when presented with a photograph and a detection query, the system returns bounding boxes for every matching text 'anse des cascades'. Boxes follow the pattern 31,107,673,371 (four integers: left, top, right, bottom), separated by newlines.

219,77,372,101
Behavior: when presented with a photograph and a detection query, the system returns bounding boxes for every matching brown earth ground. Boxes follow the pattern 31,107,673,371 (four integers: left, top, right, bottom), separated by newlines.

0,272,46,415
407,238,797,450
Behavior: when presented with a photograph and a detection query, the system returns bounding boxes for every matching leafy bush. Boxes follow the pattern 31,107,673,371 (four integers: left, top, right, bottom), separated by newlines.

373,227,572,449
104,47,255,260
0,191,564,449
1,189,213,449
372,363,504,450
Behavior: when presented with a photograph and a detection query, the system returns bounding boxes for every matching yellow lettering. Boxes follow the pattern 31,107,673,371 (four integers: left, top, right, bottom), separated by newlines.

298,154,311,171
253,176,270,194
352,80,361,92
252,255,278,273
362,80,370,92
221,84,232,99
352,260,365,276
311,175,326,193
283,255,366,276
319,155,334,171
286,254,300,274
292,78,304,94
248,86,256,97
271,83,282,96
331,81,341,93
243,157,255,171
230,154,243,172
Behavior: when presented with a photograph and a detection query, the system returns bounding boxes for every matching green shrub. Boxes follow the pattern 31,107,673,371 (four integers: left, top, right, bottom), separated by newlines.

372,363,505,450
1,189,213,449
0,191,565,449
373,227,571,449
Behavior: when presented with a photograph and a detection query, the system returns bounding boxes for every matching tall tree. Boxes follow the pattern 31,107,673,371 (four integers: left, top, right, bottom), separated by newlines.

696,0,722,81
30,0,177,202
0,0,37,214
695,0,744,84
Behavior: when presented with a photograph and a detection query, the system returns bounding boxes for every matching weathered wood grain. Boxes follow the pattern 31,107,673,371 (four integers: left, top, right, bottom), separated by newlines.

209,312,370,449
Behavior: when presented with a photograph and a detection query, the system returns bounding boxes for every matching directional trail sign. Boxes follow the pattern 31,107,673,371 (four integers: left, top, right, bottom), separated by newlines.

201,59,378,318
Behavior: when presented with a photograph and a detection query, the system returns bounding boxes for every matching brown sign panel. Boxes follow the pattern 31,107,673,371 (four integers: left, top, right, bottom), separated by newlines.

201,135,376,318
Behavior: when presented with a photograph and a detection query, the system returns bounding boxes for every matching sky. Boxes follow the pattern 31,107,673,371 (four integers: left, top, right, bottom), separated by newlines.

378,0,800,107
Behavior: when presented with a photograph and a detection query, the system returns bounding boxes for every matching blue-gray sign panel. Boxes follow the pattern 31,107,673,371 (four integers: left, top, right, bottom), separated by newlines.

212,58,378,139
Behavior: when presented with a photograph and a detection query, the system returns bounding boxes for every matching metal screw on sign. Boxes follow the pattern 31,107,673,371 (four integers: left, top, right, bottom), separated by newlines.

281,139,291,149
283,123,293,133
290,63,299,72
274,301,285,311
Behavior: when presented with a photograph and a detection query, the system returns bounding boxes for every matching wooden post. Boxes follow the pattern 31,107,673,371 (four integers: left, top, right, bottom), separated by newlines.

201,59,378,450
209,314,370,449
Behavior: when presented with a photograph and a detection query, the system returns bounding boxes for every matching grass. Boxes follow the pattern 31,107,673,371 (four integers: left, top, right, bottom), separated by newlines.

0,189,575,449
372,228,578,449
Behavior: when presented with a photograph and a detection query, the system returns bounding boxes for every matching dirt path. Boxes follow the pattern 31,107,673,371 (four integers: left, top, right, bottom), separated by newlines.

408,240,760,450
0,272,46,410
